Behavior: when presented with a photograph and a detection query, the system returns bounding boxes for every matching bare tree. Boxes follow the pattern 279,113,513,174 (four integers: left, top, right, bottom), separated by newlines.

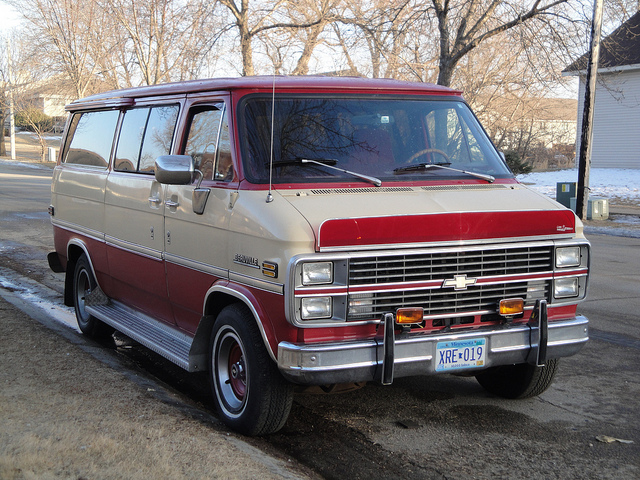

219,0,325,76
9,0,107,98
427,0,577,87
334,1,419,78
106,0,221,85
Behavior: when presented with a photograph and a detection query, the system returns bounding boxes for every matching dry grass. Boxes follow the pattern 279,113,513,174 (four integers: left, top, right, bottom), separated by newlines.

0,300,308,480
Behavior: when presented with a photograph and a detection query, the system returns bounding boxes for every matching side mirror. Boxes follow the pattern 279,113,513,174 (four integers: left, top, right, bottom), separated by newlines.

155,155,194,185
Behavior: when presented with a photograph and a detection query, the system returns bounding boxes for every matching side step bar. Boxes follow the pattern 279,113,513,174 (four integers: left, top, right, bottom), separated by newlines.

86,301,195,371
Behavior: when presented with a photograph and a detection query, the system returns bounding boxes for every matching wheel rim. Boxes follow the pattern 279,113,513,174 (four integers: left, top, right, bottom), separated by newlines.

75,268,91,327
215,329,248,414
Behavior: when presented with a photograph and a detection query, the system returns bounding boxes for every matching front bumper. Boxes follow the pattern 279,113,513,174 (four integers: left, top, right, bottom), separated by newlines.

277,312,588,385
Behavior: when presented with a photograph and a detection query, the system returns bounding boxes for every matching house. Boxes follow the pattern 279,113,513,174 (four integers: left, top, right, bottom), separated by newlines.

471,96,577,169
563,11,640,169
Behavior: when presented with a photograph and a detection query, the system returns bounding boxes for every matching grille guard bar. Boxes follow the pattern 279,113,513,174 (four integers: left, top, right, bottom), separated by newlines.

277,313,588,385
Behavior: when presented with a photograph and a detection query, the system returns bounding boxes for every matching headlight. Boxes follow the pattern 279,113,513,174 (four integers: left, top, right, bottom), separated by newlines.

554,277,579,298
301,297,332,319
556,246,581,268
302,262,333,285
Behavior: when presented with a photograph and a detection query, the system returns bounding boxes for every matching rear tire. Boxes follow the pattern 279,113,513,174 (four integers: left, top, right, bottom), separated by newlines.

209,303,293,436
475,359,559,399
72,254,113,339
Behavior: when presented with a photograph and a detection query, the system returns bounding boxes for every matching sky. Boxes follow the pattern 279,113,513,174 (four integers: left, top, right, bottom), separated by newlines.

0,3,20,33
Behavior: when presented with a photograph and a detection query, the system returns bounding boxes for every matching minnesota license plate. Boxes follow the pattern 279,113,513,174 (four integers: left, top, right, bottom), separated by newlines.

435,338,486,372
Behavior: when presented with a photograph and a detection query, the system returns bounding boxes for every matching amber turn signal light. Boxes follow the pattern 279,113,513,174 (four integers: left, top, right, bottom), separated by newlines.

499,298,524,316
396,307,424,324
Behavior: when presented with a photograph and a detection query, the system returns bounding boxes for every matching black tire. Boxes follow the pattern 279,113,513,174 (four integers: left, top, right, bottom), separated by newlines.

72,255,112,339
475,359,559,399
209,303,293,436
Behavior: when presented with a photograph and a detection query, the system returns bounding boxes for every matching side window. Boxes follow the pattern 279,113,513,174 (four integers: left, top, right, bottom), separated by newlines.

114,108,148,172
63,110,119,168
215,113,232,181
114,104,179,174
139,105,180,173
184,104,233,182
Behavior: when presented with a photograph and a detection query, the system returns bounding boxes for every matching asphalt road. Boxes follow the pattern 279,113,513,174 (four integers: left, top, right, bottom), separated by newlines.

1,160,639,479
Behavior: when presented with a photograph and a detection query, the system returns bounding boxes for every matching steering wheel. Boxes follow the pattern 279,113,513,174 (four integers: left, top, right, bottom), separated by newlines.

405,148,451,165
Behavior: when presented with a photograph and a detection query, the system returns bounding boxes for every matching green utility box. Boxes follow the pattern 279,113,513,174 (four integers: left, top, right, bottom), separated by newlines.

556,182,576,208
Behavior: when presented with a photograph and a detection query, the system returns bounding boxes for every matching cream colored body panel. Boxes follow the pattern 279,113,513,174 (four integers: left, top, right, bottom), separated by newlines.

278,183,566,233
226,190,316,288
163,185,232,274
104,172,165,257
51,165,108,239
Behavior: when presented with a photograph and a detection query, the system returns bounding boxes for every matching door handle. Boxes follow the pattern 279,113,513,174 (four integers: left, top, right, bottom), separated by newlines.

165,200,180,208
148,196,162,206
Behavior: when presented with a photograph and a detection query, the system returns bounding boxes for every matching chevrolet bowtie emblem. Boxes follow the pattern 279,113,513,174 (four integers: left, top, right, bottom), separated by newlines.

443,274,477,290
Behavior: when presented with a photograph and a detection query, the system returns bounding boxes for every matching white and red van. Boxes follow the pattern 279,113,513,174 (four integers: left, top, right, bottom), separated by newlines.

48,76,590,435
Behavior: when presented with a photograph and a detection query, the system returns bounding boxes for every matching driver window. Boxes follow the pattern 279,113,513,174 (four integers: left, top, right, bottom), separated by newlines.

425,108,471,164
184,104,233,182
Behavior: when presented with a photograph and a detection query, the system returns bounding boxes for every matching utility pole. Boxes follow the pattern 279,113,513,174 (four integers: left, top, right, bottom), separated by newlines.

6,38,16,160
576,0,604,220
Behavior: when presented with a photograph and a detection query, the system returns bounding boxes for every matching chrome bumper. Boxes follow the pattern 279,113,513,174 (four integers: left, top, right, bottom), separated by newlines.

277,313,589,385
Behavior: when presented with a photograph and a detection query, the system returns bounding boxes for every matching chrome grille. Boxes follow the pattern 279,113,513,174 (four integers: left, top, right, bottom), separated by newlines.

347,245,553,321
349,246,553,285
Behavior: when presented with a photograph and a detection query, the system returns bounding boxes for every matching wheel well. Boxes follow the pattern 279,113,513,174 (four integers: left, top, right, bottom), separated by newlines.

63,244,86,307
189,291,277,371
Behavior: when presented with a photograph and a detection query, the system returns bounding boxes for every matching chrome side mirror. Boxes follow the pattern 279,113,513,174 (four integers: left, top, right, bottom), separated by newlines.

155,155,194,185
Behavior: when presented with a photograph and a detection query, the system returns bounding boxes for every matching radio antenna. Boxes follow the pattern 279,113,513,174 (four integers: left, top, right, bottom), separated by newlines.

266,75,276,203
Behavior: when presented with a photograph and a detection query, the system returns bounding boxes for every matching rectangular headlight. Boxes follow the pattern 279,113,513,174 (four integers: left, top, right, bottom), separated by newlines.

554,277,579,298
302,262,333,285
301,297,332,319
556,246,581,268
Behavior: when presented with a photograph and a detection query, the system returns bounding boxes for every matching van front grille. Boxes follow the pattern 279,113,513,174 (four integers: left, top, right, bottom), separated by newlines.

347,245,553,321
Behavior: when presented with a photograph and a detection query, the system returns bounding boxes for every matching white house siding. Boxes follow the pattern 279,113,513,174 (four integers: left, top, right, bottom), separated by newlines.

575,68,640,168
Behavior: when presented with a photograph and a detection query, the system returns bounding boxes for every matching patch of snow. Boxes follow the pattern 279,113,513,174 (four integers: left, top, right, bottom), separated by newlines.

16,131,62,142
0,275,79,332
517,168,640,204
0,158,51,170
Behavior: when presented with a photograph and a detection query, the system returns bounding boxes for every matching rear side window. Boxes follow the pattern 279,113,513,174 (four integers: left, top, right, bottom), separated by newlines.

63,110,119,168
114,105,180,173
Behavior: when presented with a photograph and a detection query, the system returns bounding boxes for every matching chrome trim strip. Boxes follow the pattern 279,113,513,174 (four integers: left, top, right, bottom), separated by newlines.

52,219,104,244
164,252,229,279
318,235,576,252
104,235,163,261
228,271,284,295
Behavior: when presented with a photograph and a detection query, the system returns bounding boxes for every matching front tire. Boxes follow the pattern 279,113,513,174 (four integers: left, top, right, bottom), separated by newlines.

210,304,293,435
475,359,559,399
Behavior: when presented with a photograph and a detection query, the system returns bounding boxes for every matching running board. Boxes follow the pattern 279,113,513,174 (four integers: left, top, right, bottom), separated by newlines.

86,301,194,371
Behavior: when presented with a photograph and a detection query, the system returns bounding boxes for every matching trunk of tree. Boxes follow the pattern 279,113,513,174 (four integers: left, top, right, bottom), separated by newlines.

241,31,255,76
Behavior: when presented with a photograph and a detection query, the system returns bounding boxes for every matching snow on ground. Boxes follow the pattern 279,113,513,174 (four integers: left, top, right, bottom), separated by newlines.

517,168,640,205
517,168,640,238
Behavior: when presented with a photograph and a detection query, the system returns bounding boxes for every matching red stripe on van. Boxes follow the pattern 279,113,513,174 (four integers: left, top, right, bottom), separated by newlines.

317,210,576,250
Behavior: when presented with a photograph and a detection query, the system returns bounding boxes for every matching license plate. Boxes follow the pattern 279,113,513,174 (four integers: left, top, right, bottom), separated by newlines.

435,338,486,372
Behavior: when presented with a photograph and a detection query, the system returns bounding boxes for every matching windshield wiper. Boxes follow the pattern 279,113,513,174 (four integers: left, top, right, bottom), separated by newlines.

393,163,495,183
271,158,382,187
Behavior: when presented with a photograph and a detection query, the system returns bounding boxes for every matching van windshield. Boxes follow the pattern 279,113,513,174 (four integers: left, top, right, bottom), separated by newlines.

239,96,512,184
